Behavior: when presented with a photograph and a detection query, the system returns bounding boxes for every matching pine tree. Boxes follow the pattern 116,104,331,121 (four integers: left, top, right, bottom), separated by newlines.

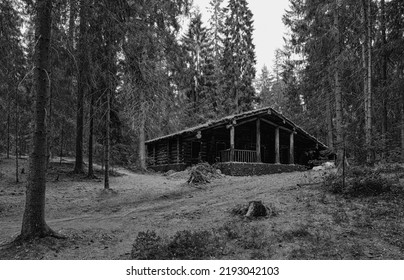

221,0,256,114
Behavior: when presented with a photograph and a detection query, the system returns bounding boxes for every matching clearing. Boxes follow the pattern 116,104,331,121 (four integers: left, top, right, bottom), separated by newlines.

0,157,403,259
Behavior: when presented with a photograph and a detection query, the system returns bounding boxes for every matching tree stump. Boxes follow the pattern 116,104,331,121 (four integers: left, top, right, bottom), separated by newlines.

245,201,268,218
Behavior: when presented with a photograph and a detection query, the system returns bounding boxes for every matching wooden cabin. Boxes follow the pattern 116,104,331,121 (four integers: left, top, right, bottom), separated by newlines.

145,106,328,175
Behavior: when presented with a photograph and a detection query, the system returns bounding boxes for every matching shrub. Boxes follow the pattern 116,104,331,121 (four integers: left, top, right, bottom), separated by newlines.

346,172,391,197
131,230,164,260
322,168,393,197
322,173,344,194
167,230,222,259
131,229,223,260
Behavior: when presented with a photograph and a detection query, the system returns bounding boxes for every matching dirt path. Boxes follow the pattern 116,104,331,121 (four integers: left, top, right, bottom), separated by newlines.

0,157,320,259
2,157,402,260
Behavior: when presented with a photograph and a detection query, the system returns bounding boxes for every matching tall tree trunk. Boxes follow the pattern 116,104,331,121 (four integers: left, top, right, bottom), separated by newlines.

362,0,373,164
401,91,404,163
19,0,56,240
361,0,368,162
6,90,10,159
104,90,110,189
46,69,53,168
366,0,372,163
139,89,147,171
15,86,19,183
334,1,344,169
326,88,334,151
380,0,388,159
73,0,87,173
68,0,76,46
87,93,95,177
59,126,63,164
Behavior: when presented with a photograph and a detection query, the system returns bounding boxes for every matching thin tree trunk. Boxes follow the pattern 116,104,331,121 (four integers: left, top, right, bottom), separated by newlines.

139,90,147,171
7,90,10,159
46,69,53,168
326,88,334,151
87,93,95,177
73,0,87,173
15,86,19,183
361,0,373,164
59,126,63,165
334,1,344,169
68,0,76,46
19,0,56,240
104,90,110,189
401,91,404,163
366,0,373,163
380,0,388,159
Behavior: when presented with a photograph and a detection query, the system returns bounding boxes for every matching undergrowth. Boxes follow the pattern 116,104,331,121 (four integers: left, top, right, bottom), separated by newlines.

322,167,394,197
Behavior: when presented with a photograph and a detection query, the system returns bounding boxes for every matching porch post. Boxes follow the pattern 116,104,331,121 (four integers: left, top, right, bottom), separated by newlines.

230,125,235,161
289,131,294,164
256,118,261,162
275,127,280,164
176,136,180,164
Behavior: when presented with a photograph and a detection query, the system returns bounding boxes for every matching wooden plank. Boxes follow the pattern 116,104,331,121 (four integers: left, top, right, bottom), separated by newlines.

256,118,261,162
290,131,294,164
275,127,280,164
261,118,293,133
234,117,257,128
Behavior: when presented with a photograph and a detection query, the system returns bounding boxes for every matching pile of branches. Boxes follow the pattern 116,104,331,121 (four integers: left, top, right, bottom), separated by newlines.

187,162,221,185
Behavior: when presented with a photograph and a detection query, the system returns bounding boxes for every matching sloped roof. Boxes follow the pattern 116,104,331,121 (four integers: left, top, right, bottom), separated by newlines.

146,106,328,149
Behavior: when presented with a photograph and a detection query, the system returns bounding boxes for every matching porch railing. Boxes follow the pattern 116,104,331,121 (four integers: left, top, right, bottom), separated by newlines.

220,149,257,163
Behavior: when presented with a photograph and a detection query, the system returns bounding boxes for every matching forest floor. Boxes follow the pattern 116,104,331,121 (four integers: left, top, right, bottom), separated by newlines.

0,156,403,260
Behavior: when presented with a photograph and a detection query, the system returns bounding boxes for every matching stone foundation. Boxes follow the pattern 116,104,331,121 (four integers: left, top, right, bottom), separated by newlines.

215,162,307,176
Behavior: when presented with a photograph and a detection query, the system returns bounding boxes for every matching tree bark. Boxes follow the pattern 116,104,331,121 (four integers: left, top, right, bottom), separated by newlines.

15,85,19,183
334,1,344,169
366,0,373,163
401,91,404,163
361,0,373,164
138,89,147,171
46,68,53,168
73,0,87,173
104,89,110,189
380,0,388,159
87,93,95,177
59,126,63,164
19,0,55,240
68,0,76,47
326,88,334,150
6,90,10,159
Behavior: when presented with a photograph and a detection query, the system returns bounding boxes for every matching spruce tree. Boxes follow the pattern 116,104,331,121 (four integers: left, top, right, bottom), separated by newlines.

207,0,226,116
182,12,214,123
221,0,256,114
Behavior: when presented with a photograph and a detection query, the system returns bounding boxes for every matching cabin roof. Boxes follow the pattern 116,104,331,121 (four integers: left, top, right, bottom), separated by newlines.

145,106,328,149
